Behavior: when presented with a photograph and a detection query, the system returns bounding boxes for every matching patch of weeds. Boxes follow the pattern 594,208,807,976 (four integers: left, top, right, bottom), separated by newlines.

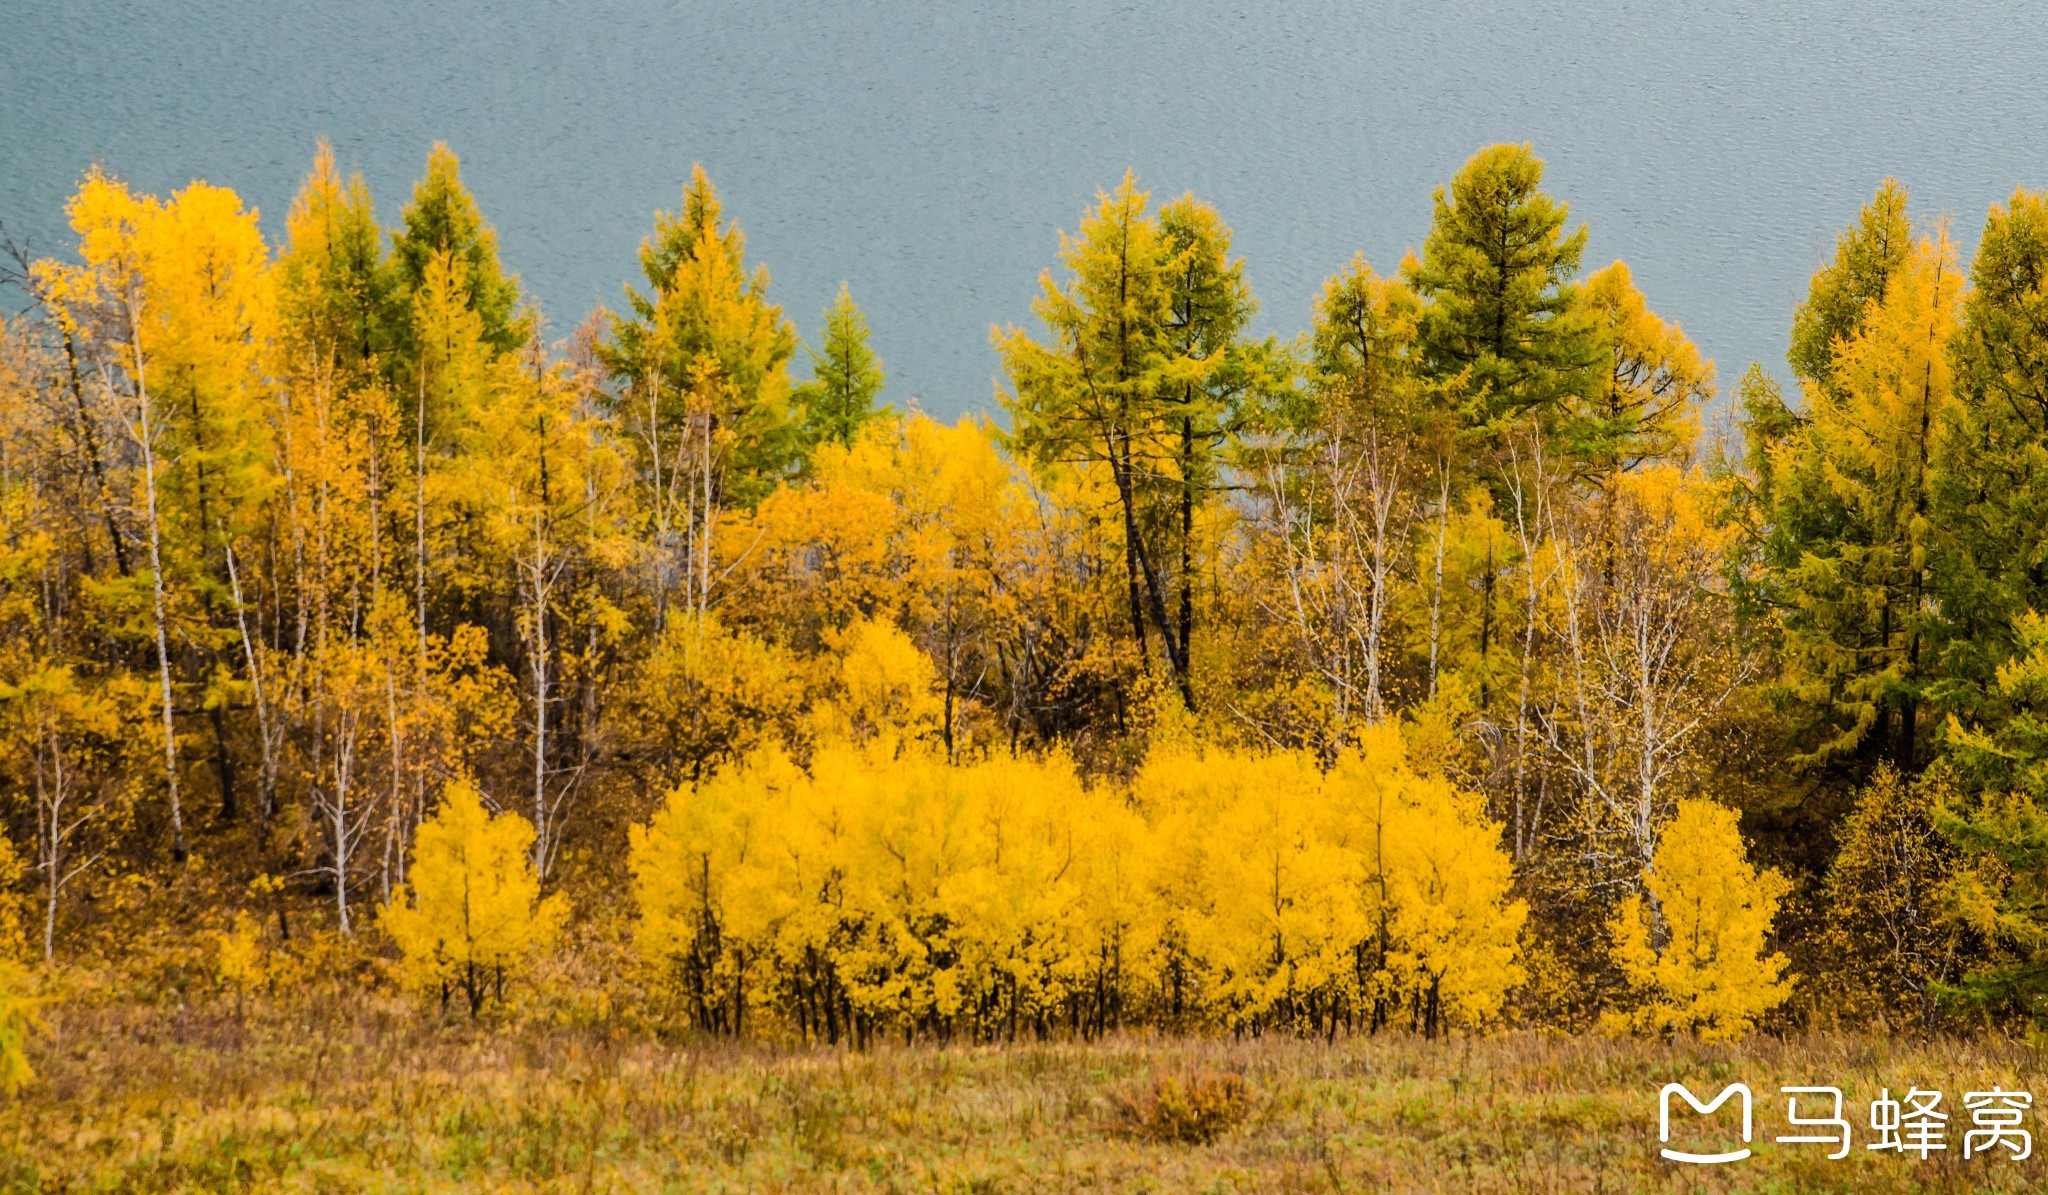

1110,1069,1253,1146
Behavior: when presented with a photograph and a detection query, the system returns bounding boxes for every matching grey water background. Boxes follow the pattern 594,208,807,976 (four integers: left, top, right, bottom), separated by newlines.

4,0,2046,420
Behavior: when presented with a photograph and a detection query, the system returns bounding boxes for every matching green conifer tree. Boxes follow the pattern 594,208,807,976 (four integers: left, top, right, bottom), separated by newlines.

390,143,527,359
794,283,888,453
1404,143,1600,447
277,140,395,381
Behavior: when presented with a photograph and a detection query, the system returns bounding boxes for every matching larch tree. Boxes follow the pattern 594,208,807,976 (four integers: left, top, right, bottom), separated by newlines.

388,143,527,362
1764,215,1961,771
1572,260,1711,477
1401,144,1599,719
454,337,631,878
34,170,278,854
601,164,801,624
1932,185,2048,721
794,283,888,454
1936,612,2048,1022
1786,179,1913,399
277,140,394,383
1404,143,1600,449
997,175,1261,709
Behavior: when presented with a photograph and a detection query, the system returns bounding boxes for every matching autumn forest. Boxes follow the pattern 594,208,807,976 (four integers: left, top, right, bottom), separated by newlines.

2,133,2047,1125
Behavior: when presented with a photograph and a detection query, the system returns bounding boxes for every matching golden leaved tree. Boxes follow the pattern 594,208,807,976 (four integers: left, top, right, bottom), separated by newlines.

1607,798,1792,1041
382,779,565,1016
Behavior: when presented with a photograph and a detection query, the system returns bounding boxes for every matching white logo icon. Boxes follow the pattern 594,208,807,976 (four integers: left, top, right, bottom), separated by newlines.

1660,1082,1754,1164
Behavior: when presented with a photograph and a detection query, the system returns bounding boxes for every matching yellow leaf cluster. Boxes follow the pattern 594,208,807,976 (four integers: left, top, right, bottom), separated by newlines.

1142,726,1525,1034
0,958,41,1095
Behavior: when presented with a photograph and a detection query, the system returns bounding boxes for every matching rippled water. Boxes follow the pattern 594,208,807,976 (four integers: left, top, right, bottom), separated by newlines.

4,0,2046,417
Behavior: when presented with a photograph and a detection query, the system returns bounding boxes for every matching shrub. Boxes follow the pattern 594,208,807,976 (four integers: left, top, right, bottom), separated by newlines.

1111,1070,1253,1145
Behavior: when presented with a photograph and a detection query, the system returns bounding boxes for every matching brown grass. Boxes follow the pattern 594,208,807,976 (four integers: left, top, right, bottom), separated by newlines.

4,994,2045,1192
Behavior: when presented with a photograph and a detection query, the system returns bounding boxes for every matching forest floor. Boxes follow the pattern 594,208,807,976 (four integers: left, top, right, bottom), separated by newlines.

4,996,2045,1193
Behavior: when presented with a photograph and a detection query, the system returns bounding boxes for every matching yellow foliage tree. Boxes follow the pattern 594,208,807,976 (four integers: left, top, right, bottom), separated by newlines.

382,779,565,1016
628,746,804,1035
0,831,24,958
1608,798,1792,1041
1337,729,1528,1031
1139,726,1524,1036
632,742,1147,1044
215,910,268,1017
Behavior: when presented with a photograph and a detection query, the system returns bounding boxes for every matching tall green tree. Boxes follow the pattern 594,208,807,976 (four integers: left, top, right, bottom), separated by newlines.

794,283,887,453
1787,180,1912,397
390,143,527,362
1937,612,2048,1022
1404,143,1600,448
1157,194,1262,682
1930,186,2048,718
276,141,394,382
995,174,1259,707
1748,186,1960,771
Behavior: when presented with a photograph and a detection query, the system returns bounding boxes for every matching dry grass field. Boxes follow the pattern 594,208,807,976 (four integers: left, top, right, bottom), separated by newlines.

5,997,2045,1193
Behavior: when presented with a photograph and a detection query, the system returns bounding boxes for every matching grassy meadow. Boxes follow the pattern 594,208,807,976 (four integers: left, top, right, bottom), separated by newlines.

5,997,2044,1194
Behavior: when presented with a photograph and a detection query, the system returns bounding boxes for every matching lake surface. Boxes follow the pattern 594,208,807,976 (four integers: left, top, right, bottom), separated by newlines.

4,0,2046,420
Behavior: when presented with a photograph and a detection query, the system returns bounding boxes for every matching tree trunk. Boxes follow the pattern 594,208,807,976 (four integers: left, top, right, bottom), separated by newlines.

128,295,187,863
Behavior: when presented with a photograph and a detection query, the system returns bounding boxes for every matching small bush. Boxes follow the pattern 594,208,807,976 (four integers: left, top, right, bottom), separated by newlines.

1111,1069,1252,1145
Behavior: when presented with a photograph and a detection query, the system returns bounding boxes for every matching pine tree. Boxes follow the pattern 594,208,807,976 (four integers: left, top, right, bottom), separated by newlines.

794,283,887,453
